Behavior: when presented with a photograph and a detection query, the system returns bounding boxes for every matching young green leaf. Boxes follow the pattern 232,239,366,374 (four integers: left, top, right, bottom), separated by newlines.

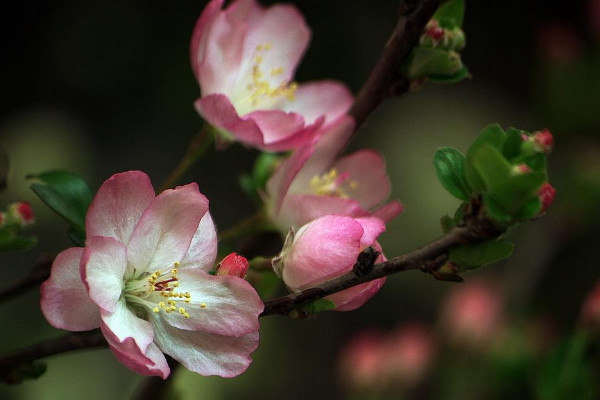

449,239,514,268
0,229,37,253
28,170,92,239
433,0,465,28
491,172,546,215
434,147,470,200
471,143,513,190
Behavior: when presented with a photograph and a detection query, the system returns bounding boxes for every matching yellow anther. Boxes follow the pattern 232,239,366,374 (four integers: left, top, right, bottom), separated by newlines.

153,307,160,313
184,313,190,318
185,298,191,303
170,305,177,311
200,302,207,308
159,301,166,307
179,307,186,314
256,44,263,51
173,283,179,288
264,43,271,50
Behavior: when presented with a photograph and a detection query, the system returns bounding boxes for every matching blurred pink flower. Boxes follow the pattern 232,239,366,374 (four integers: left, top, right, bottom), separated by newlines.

265,116,403,232
581,279,600,327
439,279,504,347
536,21,582,65
339,330,386,390
41,171,263,378
383,324,435,387
191,0,352,151
273,214,387,311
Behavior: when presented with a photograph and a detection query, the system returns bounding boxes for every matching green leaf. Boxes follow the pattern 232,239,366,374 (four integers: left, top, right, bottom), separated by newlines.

441,215,456,233
514,197,543,220
503,127,526,160
434,147,470,200
472,143,513,190
434,0,465,28
465,124,506,191
29,170,92,238
0,228,37,253
491,172,546,215
449,239,514,269
297,299,336,315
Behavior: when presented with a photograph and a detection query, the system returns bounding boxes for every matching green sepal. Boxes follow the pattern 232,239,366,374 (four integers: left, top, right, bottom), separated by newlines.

428,64,470,84
28,170,92,240
1,361,47,384
471,143,513,191
449,239,514,269
433,0,465,28
238,173,260,205
434,147,470,200
0,228,37,253
297,298,336,315
239,152,280,205
482,193,513,224
407,47,463,80
441,215,456,233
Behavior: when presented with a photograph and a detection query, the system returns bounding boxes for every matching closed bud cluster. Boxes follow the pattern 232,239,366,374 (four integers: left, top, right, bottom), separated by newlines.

216,252,249,278
420,20,466,51
1,202,35,230
537,182,556,214
521,129,554,155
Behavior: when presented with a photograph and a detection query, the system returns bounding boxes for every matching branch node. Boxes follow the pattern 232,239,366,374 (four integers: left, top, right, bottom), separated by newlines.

353,246,380,276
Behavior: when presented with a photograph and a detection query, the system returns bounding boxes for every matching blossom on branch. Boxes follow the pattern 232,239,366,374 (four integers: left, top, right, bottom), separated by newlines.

272,215,387,311
265,116,403,232
41,171,263,378
191,0,352,151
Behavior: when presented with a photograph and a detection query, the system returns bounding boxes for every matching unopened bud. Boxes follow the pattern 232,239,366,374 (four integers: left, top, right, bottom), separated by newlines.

522,129,554,154
421,20,445,46
538,182,556,214
511,164,532,175
7,202,35,227
216,252,249,278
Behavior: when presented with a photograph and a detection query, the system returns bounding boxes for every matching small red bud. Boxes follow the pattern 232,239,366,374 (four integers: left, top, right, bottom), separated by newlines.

538,182,556,213
424,20,444,42
512,164,532,175
216,252,249,278
8,201,35,227
532,129,554,153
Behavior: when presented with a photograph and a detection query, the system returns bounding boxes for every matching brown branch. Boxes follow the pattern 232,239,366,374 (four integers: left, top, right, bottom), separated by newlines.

348,0,443,129
0,255,53,304
262,217,502,317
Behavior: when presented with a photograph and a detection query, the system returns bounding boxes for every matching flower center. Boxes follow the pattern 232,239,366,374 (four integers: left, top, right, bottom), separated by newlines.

242,43,298,109
124,262,194,319
309,168,358,198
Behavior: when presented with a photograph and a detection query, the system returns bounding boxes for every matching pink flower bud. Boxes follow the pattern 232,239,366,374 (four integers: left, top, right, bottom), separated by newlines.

532,129,554,153
216,252,249,278
8,201,35,227
424,20,444,43
538,182,556,214
511,163,532,175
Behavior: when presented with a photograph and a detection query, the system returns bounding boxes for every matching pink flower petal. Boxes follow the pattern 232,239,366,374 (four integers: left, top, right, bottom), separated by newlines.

86,171,156,246
152,314,260,378
277,194,366,231
179,212,217,273
333,150,392,210
194,94,264,146
101,321,169,379
40,247,101,331
82,236,128,313
327,278,387,311
246,110,321,151
373,201,404,223
283,215,363,290
355,216,386,248
127,183,209,274
160,270,263,336
280,81,354,126
101,299,155,354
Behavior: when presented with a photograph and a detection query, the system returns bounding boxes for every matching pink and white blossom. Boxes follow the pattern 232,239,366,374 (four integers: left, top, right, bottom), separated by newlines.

273,215,387,311
265,116,403,232
41,171,263,378
191,0,353,151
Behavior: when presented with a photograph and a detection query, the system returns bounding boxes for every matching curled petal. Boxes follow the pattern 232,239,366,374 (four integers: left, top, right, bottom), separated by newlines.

102,321,169,379
152,313,260,378
101,300,155,355
41,248,100,331
373,201,404,223
328,278,387,312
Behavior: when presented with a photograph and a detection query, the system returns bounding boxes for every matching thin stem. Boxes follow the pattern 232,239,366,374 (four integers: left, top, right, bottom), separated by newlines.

348,0,442,130
159,124,214,193
0,255,53,304
218,210,268,242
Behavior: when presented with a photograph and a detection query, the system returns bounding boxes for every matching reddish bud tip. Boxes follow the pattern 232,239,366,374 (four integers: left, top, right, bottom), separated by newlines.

424,20,444,42
538,182,556,213
8,201,35,227
533,129,554,153
512,164,532,175
216,252,249,278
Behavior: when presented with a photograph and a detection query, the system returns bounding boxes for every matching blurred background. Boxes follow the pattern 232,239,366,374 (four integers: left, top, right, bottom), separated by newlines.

1,0,600,398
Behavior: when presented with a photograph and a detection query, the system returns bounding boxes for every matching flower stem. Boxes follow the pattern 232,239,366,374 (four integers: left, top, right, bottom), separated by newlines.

159,124,215,193
0,255,53,304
